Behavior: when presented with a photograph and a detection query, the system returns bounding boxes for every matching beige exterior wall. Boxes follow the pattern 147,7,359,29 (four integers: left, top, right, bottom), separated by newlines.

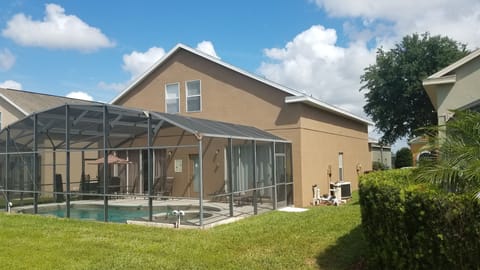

432,59,480,125
298,106,370,206
38,150,98,194
114,49,370,207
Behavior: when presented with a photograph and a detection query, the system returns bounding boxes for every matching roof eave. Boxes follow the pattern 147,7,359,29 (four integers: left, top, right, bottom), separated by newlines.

428,49,480,79
0,93,29,115
422,75,456,110
422,74,456,86
285,96,373,125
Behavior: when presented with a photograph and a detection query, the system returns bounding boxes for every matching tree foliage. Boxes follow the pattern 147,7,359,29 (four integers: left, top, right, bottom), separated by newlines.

395,147,413,168
361,33,468,144
414,110,480,193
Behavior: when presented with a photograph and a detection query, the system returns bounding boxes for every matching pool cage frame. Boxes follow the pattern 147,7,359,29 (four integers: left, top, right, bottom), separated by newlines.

0,103,292,227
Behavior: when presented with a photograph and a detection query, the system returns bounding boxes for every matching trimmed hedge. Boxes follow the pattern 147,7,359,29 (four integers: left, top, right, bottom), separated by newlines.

359,169,480,269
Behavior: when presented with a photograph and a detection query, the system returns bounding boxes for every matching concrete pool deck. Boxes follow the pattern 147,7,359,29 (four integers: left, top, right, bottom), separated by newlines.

13,198,275,229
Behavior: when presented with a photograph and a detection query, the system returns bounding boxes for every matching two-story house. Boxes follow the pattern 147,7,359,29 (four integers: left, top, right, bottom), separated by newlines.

111,44,372,207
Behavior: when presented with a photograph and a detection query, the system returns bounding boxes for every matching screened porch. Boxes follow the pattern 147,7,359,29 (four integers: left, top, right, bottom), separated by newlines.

0,104,293,227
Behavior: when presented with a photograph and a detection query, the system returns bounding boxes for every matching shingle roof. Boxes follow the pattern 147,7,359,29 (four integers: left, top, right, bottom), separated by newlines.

0,87,100,115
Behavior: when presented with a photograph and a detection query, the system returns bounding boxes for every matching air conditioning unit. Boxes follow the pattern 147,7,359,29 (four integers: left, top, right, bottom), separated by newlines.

330,181,351,199
338,181,352,199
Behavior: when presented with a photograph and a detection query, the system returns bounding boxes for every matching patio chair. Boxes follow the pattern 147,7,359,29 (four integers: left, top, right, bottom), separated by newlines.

155,176,174,198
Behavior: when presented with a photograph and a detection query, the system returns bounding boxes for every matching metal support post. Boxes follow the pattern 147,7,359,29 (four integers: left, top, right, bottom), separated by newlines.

252,140,257,215
147,113,153,221
103,105,109,222
65,105,71,218
198,138,204,227
33,114,38,213
228,138,234,217
272,142,277,210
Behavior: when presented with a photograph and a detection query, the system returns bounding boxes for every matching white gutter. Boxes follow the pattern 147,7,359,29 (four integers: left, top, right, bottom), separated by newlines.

422,74,456,86
285,96,373,125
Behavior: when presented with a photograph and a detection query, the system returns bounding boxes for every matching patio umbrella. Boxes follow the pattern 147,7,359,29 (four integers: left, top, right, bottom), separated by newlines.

88,154,132,165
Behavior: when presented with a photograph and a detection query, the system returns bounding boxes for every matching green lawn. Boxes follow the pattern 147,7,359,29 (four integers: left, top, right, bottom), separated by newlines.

0,194,366,270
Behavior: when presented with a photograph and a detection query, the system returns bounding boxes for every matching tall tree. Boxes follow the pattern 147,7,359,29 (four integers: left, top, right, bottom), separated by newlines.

394,147,413,168
360,33,468,144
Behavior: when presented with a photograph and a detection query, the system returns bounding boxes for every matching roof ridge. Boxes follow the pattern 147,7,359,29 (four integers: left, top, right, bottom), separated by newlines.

177,43,307,96
0,87,99,103
110,43,308,104
428,48,480,79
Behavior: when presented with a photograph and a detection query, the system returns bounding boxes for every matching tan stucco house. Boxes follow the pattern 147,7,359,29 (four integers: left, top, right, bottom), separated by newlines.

111,44,372,207
408,135,429,166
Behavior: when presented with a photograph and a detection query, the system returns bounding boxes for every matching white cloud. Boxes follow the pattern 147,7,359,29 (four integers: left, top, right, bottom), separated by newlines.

97,81,127,92
2,3,114,52
196,41,220,59
66,91,93,101
314,0,480,48
258,25,375,117
0,49,15,71
276,1,480,144
0,80,22,89
122,47,166,80
102,41,221,93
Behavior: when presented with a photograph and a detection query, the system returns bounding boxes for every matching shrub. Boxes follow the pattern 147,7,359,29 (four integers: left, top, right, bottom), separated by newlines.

372,161,388,171
359,169,480,269
394,147,413,168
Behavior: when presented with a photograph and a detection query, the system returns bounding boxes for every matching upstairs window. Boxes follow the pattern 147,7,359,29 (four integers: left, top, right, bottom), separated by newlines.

165,83,180,113
186,80,201,112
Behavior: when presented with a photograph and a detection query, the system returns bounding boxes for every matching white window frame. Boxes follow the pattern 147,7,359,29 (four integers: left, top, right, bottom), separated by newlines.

185,80,202,112
338,152,344,181
165,82,180,114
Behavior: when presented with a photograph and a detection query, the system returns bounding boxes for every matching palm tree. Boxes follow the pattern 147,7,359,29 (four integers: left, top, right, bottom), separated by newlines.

414,110,480,194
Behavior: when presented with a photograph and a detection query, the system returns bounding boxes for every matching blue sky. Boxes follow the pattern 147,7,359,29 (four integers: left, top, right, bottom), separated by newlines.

0,0,479,150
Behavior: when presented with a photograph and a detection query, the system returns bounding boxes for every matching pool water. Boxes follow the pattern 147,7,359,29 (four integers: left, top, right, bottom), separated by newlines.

21,204,216,224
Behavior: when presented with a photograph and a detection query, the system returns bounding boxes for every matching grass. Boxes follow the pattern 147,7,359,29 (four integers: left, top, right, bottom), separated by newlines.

0,193,366,270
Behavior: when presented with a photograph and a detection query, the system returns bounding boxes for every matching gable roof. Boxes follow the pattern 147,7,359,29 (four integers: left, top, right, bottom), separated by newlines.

424,49,480,81
423,49,480,109
110,43,371,125
0,87,99,116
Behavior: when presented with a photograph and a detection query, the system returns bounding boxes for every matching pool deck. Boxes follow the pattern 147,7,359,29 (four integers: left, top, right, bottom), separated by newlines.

13,198,274,229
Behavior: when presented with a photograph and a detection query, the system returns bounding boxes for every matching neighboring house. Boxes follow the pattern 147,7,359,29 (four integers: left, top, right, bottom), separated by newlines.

111,43,372,207
0,88,99,192
423,49,480,125
0,87,97,127
421,49,480,166
408,135,429,166
368,138,392,169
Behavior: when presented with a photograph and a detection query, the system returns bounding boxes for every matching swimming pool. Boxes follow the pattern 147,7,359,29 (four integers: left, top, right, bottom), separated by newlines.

19,204,218,224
